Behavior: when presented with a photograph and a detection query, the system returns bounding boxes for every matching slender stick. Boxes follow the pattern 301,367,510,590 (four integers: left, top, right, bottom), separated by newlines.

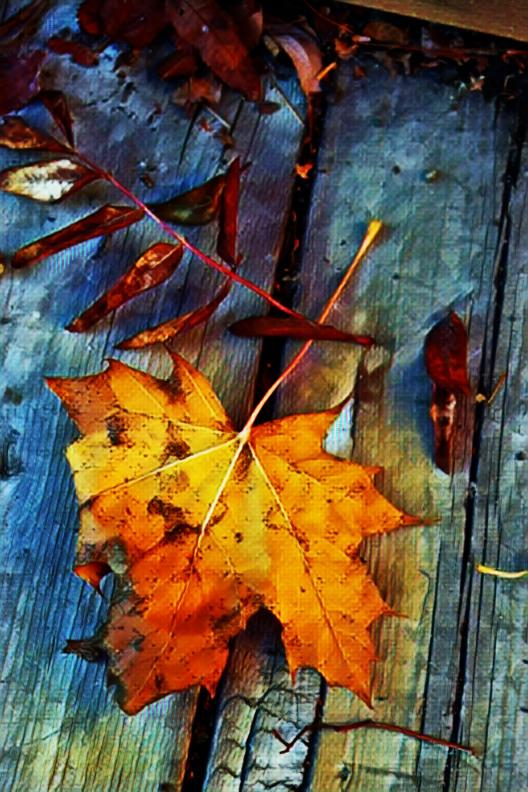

273,718,476,756
242,220,382,431
476,563,528,580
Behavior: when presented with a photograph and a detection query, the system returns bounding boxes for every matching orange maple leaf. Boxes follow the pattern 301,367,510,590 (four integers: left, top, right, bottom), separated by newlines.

48,353,420,715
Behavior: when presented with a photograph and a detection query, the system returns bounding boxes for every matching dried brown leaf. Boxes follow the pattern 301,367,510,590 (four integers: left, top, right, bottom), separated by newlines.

67,243,184,333
12,204,144,269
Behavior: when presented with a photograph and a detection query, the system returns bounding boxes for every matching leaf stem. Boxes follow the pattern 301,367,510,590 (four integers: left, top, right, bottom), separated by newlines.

242,220,383,431
273,718,476,756
71,148,310,319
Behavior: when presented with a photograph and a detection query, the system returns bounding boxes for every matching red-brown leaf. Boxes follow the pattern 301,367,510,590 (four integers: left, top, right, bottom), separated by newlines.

48,36,99,67
0,158,97,203
229,315,374,347
38,89,75,146
12,204,144,269
149,173,226,225
117,280,231,349
166,0,262,101
158,49,199,80
0,116,66,153
67,243,184,332
266,25,322,96
424,311,471,395
231,0,263,50
172,73,222,108
217,157,241,266
424,311,471,474
0,50,44,114
78,0,168,48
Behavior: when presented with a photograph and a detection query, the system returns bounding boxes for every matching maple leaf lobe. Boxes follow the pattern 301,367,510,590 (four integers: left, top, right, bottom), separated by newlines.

49,354,420,713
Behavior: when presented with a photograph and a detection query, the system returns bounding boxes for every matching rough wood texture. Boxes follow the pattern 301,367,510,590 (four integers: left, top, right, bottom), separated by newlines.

1,3,528,791
341,0,528,41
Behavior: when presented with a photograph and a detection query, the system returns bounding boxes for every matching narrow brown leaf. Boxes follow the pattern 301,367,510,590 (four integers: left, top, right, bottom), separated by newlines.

267,25,322,95
166,0,262,101
12,204,144,269
0,158,97,203
38,89,75,146
67,243,184,332
117,280,231,349
0,116,66,153
0,50,45,114
217,157,241,265
149,173,226,225
229,315,374,347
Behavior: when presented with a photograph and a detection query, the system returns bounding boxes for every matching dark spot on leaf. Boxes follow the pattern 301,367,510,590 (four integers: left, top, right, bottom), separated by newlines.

155,672,165,691
105,413,127,446
234,532,243,543
165,438,191,459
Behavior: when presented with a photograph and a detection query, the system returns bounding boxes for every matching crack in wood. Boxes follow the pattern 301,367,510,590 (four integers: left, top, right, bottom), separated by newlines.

441,94,528,792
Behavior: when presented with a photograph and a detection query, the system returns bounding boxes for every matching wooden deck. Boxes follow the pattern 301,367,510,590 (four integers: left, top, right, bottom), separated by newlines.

1,2,527,791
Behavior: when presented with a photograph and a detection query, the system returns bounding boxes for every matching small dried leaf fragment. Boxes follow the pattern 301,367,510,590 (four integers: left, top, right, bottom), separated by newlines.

424,311,471,395
424,311,471,473
267,25,322,95
47,35,99,66
12,204,144,268
118,280,231,349
167,0,262,101
48,354,420,713
150,173,225,225
0,116,66,153
67,243,184,332
230,315,374,347
0,158,97,202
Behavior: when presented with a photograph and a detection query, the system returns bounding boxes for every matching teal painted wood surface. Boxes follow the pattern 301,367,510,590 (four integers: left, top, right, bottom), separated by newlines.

1,2,527,790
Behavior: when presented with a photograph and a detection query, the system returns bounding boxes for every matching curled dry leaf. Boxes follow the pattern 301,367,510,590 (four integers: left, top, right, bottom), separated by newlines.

424,311,470,474
67,242,184,333
230,315,374,347
48,353,420,713
0,158,97,203
0,49,45,114
0,116,66,153
12,204,144,268
150,173,226,225
266,24,322,96
38,89,75,146
117,280,231,349
166,0,262,101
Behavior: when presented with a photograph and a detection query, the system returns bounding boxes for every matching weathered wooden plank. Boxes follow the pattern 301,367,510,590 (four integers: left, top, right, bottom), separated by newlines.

271,61,515,790
340,0,528,42
439,142,528,792
0,3,305,790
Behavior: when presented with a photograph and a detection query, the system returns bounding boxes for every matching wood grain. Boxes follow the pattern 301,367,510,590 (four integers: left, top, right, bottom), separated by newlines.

340,0,528,42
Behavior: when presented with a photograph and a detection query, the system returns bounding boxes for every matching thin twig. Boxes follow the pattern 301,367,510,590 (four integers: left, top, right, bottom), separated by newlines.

476,563,528,580
273,718,476,756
